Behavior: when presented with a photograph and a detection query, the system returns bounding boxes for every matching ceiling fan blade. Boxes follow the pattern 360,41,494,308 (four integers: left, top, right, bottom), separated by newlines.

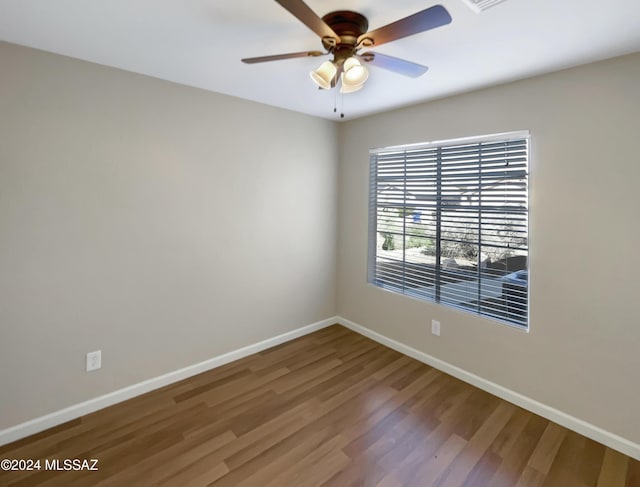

360,5,452,47
275,0,339,40
359,52,428,78
242,50,324,64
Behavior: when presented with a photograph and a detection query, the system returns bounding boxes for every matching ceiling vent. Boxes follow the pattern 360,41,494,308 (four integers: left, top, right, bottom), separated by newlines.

461,0,508,13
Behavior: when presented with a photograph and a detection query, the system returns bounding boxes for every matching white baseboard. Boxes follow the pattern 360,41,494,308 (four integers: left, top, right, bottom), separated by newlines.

0,317,338,447
3,315,638,461
336,316,640,461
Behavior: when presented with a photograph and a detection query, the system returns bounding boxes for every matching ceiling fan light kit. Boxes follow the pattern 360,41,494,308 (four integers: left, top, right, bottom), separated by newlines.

312,56,369,92
310,61,338,90
339,73,364,94
242,0,452,112
343,57,368,85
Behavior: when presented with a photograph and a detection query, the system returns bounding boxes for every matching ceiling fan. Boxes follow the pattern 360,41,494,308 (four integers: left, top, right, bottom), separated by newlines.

242,0,452,94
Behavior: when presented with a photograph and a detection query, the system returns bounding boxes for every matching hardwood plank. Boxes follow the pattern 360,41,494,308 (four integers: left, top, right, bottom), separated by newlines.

375,383,474,484
99,430,237,486
262,433,350,487
597,448,629,487
212,427,344,487
543,430,593,486
515,466,548,487
407,433,468,486
526,422,567,475
436,401,516,487
489,412,548,486
463,448,503,487
0,325,637,487
627,457,640,487
375,476,404,487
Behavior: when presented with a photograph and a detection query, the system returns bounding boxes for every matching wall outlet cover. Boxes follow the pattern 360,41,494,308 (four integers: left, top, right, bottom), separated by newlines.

86,351,101,372
432,320,441,336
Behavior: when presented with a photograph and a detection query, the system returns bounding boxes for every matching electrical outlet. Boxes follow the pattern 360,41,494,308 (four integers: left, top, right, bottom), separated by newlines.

431,320,441,336
86,350,101,372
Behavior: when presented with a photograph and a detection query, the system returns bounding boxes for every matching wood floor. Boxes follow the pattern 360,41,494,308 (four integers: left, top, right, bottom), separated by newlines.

1,325,638,486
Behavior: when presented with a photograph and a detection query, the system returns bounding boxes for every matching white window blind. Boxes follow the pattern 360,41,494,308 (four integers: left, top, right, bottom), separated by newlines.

368,132,529,328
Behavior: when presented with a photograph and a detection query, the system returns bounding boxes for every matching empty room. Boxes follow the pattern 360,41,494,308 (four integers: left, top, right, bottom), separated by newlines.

1,0,639,485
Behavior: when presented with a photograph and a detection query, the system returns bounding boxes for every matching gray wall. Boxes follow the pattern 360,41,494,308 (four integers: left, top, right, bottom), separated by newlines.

337,52,640,445
0,42,338,430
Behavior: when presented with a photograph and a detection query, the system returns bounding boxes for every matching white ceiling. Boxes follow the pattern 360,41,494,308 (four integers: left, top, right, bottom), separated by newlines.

1,0,639,120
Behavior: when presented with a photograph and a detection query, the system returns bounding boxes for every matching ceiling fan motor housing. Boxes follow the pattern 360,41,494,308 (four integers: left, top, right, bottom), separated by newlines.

321,10,369,62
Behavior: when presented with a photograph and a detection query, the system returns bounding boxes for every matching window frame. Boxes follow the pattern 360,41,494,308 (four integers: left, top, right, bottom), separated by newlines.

367,131,530,330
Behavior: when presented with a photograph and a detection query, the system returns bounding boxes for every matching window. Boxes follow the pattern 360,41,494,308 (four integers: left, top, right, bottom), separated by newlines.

368,132,529,328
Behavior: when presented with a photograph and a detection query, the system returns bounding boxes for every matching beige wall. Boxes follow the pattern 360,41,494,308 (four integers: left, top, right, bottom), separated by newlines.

337,52,640,444
2,38,639,448
0,42,337,430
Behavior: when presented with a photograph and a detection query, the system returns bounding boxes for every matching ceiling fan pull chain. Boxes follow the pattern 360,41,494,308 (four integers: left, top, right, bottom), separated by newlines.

340,90,345,119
